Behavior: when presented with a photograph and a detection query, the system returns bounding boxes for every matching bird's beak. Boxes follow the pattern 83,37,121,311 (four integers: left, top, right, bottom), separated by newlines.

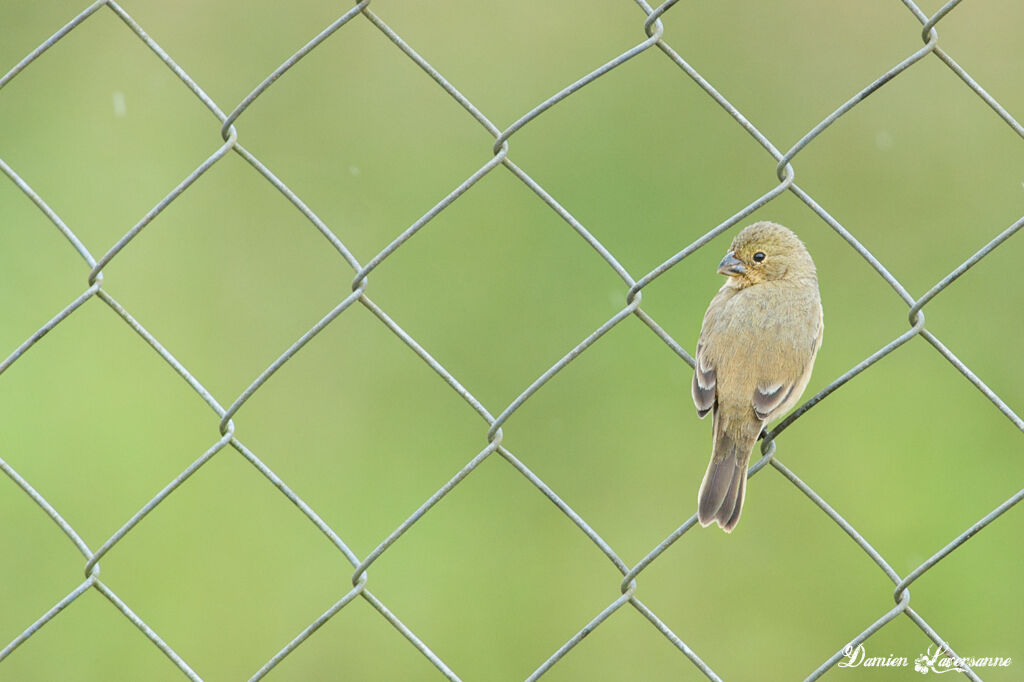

717,252,746,276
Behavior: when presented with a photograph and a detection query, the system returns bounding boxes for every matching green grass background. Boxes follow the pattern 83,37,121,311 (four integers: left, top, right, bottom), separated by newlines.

1,1,1023,680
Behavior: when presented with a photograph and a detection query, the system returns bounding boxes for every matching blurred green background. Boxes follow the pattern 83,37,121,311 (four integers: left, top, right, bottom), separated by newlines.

2,0,1023,680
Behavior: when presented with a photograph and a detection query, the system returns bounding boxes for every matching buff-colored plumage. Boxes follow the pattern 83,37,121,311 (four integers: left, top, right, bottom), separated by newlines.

692,221,823,531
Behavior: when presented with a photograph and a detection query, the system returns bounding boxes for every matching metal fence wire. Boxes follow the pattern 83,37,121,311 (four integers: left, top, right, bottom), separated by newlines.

2,0,1023,680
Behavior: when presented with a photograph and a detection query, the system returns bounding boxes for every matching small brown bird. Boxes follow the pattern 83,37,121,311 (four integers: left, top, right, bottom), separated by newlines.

692,221,823,531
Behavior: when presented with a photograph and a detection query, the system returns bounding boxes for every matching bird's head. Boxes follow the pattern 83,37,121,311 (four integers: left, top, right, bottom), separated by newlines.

717,221,816,287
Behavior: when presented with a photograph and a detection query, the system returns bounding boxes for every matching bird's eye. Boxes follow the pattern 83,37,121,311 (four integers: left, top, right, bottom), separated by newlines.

753,251,766,262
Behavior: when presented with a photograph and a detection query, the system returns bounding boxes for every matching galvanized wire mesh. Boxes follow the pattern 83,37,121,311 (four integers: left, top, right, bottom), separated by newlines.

1,0,1022,680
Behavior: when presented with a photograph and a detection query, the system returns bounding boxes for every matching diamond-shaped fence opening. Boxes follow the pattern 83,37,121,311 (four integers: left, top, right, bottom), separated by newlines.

2,1,1023,680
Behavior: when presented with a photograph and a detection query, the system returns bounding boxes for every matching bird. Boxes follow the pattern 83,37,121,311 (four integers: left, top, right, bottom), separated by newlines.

692,221,823,531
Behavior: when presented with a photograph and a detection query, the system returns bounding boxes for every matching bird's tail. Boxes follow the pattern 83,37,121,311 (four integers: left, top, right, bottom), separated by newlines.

697,412,761,532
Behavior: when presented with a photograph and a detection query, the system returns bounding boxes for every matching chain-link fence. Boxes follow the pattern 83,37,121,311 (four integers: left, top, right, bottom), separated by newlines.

2,0,1022,680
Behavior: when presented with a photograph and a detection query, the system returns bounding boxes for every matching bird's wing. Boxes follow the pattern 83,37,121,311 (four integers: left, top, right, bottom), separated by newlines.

752,380,795,421
692,341,716,418
751,302,822,421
